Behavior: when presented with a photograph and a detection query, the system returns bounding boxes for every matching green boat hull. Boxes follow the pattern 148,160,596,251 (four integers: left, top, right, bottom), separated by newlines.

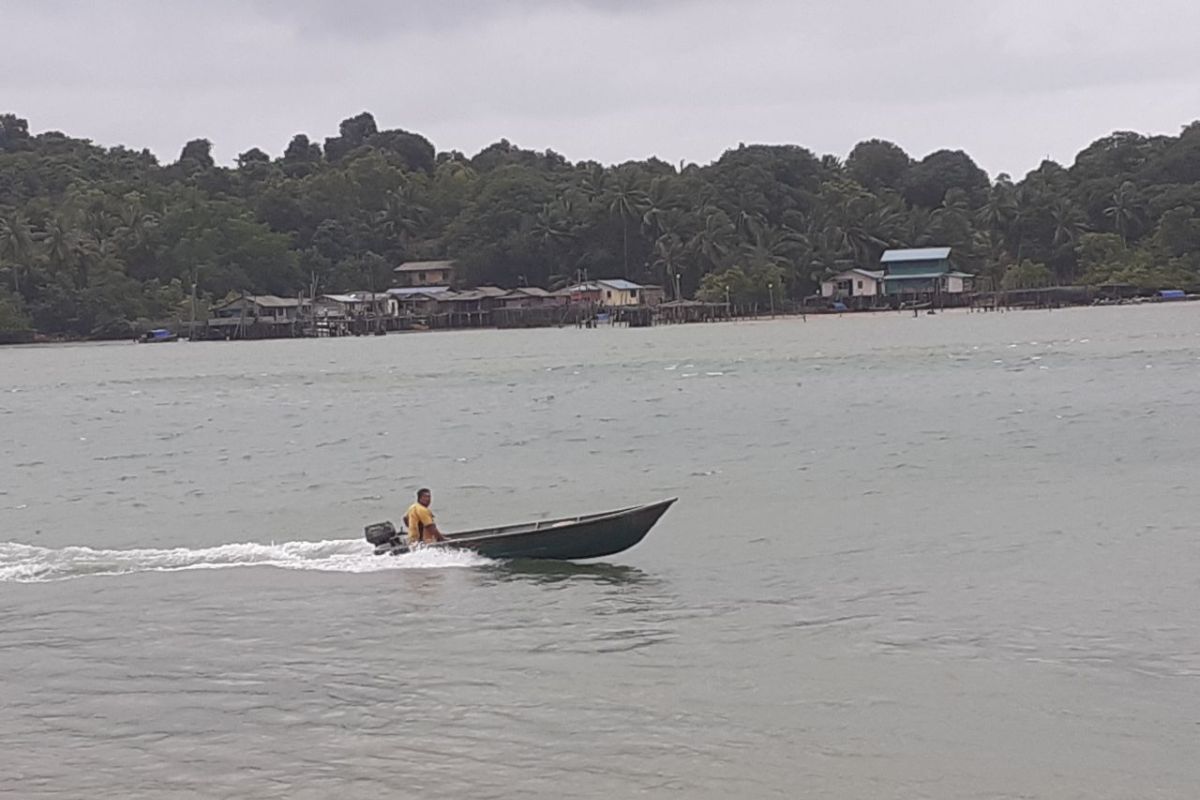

371,498,676,561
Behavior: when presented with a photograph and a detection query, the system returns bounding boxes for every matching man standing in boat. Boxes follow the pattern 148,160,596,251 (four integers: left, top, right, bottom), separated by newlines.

404,488,446,545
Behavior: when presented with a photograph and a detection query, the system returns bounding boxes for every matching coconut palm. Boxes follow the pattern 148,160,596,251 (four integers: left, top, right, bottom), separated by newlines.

116,193,158,251
930,189,974,253
376,186,427,251
0,211,35,295
976,180,1017,245
1104,181,1143,244
580,164,609,202
904,206,937,248
40,213,78,278
741,223,805,272
687,208,735,275
640,176,679,238
606,172,649,277
1050,197,1086,248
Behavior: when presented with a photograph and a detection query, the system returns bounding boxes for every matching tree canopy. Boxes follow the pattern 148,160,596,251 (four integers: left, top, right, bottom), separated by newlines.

2,111,1199,337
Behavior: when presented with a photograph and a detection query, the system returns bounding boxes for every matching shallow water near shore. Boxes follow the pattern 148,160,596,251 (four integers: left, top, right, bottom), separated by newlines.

2,305,1198,798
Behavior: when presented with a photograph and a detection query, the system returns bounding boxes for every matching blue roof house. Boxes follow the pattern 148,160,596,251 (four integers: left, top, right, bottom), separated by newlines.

880,248,973,296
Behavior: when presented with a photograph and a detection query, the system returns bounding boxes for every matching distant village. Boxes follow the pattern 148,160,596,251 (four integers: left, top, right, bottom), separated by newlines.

190,248,1186,341
195,260,690,340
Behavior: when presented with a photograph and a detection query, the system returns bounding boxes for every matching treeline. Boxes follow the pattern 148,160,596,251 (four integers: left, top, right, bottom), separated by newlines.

2,111,1200,336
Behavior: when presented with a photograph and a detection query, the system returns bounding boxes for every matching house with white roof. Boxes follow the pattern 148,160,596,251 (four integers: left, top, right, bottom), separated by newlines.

821,269,886,299
595,279,663,306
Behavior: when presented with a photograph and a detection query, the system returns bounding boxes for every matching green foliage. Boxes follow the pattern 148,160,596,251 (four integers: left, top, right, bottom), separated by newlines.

3,111,1200,337
0,289,32,330
904,150,991,210
846,139,912,193
695,261,784,308
1001,260,1053,290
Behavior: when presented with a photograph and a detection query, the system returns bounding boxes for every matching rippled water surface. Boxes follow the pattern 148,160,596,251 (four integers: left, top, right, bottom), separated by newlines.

2,306,1198,798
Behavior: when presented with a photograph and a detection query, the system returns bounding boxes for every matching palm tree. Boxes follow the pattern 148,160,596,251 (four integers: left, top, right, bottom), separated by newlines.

0,211,35,295
904,207,937,248
580,164,608,202
976,180,1017,261
532,201,574,247
640,176,678,238
1045,197,1087,285
1004,186,1039,263
741,223,805,272
687,208,735,276
1050,198,1086,248
930,189,974,253
116,193,158,251
532,200,576,283
1104,181,1143,244
652,233,686,299
40,213,78,279
70,204,118,289
606,173,649,277
376,186,428,252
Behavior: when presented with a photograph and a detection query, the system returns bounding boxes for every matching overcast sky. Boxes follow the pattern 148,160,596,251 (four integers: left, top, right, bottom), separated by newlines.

3,0,1199,178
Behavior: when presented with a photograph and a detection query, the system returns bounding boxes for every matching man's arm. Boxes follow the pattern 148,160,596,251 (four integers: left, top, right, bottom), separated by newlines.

422,509,446,542
423,520,446,542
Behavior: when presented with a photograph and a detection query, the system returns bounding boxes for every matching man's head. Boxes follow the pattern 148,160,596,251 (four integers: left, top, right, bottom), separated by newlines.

417,488,431,507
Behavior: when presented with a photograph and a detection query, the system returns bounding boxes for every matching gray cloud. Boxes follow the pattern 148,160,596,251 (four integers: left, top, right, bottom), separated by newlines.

2,0,1198,177
245,0,694,38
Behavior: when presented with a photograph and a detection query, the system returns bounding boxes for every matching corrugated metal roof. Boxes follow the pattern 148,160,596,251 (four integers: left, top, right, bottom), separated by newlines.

597,279,644,290
884,272,951,281
256,295,299,307
881,248,952,263
396,291,453,302
387,286,452,296
395,260,456,273
827,269,885,280
215,295,302,309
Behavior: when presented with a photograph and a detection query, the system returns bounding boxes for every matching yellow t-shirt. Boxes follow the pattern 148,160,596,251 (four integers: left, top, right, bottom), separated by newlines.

405,502,435,543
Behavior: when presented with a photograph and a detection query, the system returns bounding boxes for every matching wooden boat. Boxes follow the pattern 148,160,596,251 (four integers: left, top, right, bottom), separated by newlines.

365,498,676,560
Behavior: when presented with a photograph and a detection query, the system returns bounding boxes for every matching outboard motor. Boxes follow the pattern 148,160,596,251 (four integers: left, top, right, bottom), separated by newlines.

364,521,406,554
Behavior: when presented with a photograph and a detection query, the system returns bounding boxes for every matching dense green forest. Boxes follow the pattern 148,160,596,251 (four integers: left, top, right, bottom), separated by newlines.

2,111,1199,336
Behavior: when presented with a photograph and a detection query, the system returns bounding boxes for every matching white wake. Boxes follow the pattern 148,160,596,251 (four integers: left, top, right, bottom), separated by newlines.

0,538,493,583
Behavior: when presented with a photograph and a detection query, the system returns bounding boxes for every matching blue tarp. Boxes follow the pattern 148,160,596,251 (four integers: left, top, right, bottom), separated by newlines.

1158,290,1185,299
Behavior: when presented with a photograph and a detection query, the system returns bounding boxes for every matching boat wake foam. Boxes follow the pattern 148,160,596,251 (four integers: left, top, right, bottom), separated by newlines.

0,538,493,583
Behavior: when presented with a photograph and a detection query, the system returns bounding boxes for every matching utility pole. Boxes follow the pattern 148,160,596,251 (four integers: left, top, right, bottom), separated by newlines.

189,265,199,340
188,273,195,340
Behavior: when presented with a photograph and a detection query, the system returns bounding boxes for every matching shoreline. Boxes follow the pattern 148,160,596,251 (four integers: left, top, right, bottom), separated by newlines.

2,297,1195,349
